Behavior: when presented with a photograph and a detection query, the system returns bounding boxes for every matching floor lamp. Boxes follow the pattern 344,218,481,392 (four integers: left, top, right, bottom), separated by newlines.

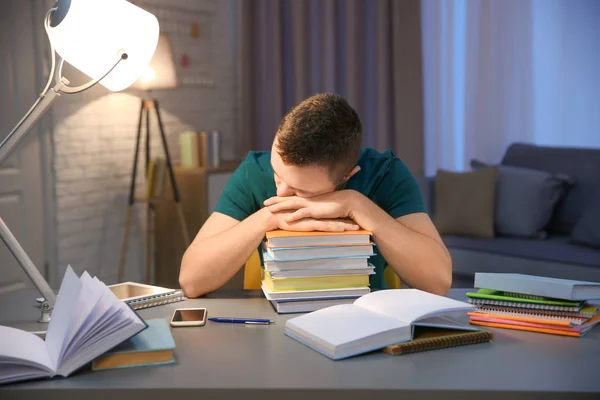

0,0,159,322
118,33,191,284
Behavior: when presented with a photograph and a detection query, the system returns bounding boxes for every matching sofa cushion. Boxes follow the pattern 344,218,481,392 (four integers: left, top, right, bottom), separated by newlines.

443,235,600,268
433,168,497,239
500,143,600,234
570,189,600,249
471,159,572,239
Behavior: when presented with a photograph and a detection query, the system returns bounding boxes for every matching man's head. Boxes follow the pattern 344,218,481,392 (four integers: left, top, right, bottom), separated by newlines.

271,93,362,198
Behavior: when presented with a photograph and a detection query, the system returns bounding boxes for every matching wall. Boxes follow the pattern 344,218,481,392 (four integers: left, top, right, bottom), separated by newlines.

50,0,238,285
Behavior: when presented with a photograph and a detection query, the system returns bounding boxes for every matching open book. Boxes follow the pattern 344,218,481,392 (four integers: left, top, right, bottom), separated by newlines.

0,266,147,385
284,289,476,360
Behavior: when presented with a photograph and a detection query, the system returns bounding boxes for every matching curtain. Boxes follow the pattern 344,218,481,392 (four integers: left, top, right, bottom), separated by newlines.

421,0,600,176
237,0,426,175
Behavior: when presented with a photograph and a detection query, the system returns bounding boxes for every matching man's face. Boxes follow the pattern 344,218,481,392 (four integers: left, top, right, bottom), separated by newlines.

270,141,340,198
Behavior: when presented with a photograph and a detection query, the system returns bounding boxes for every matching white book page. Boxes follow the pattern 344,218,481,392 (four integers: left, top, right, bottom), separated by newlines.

354,289,474,324
59,272,106,363
0,326,53,373
285,303,407,348
57,276,146,377
44,266,82,370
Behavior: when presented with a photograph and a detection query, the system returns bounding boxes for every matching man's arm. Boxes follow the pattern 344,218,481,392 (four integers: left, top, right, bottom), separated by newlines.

264,190,452,295
348,193,452,295
179,209,361,298
179,209,273,298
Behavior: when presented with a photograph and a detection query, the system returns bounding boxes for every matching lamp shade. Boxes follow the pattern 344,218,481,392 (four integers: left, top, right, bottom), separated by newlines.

132,33,178,90
46,0,159,92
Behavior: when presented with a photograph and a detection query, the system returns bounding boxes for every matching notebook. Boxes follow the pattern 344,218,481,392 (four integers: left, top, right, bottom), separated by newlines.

0,266,147,385
466,289,583,311
469,314,600,337
474,304,597,319
108,282,186,310
263,243,375,261
262,270,370,292
474,273,600,301
92,319,175,371
261,284,371,300
262,254,369,272
284,289,476,360
266,265,375,279
270,297,360,314
266,229,372,247
383,326,493,356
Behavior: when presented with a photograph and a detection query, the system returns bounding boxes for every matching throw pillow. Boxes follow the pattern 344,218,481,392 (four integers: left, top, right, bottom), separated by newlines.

471,159,573,239
433,168,497,239
570,189,600,249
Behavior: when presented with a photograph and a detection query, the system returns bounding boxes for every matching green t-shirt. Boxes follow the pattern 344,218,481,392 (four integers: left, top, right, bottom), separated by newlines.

214,147,427,289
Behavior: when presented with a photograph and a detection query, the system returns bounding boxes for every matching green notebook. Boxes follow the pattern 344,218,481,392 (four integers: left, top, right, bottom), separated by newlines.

466,289,583,307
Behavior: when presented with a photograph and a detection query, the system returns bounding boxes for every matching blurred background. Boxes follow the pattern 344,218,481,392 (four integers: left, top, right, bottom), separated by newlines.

0,0,598,293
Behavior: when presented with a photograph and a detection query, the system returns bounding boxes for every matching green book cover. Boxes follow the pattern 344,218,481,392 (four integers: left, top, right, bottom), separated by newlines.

466,289,583,307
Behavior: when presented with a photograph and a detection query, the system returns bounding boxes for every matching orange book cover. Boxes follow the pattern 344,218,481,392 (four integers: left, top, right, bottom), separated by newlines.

469,320,582,338
467,312,576,327
266,229,372,239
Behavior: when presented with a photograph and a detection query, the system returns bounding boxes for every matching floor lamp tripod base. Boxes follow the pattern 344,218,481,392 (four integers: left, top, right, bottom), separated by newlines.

117,99,190,283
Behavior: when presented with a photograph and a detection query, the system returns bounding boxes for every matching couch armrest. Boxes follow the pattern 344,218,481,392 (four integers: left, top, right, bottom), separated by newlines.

415,175,435,217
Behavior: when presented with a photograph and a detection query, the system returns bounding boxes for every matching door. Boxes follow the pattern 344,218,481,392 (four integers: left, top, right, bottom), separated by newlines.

0,0,49,294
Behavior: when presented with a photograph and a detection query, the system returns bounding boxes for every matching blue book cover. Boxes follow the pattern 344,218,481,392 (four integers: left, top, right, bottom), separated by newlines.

474,273,600,301
91,318,175,370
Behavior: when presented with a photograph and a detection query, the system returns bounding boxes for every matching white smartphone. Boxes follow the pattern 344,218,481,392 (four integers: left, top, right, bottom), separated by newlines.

170,307,207,327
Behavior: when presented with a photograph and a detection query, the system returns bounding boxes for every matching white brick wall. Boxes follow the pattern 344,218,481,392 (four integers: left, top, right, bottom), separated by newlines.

51,0,238,284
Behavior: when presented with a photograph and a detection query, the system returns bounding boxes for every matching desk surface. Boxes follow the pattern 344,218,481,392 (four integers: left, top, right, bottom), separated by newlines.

1,288,599,400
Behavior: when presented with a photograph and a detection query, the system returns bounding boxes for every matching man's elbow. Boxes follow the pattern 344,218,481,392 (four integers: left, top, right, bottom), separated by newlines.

179,258,208,298
433,254,453,296
179,274,200,298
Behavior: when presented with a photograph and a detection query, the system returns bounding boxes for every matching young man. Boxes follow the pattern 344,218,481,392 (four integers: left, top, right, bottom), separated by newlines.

179,93,452,298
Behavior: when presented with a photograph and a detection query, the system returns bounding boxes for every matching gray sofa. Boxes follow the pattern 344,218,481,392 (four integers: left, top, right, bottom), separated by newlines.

418,143,600,287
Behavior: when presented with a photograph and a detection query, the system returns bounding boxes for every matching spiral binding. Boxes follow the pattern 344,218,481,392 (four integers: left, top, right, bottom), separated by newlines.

385,331,493,355
125,290,186,310
474,305,589,325
467,297,581,312
501,291,550,301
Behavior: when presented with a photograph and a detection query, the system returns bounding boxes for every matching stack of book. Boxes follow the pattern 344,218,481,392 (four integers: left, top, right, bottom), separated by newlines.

466,273,600,337
260,229,376,313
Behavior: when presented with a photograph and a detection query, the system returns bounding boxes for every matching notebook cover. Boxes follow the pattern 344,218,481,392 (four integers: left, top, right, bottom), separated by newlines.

266,229,372,239
383,327,493,355
91,319,175,371
466,289,582,307
468,313,600,337
474,273,600,301
469,319,582,337
467,312,584,327
474,304,597,319
467,297,583,312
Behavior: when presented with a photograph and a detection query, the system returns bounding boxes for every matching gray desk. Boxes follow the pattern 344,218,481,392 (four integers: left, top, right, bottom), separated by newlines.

1,288,599,400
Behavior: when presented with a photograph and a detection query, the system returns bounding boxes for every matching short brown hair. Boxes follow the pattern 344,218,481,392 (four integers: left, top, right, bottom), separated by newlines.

275,93,362,182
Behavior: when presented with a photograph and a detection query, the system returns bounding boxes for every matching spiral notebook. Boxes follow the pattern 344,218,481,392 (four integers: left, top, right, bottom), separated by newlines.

108,282,186,310
383,326,493,356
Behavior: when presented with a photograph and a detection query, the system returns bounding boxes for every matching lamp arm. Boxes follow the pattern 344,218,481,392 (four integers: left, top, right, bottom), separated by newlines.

0,80,66,166
0,217,57,313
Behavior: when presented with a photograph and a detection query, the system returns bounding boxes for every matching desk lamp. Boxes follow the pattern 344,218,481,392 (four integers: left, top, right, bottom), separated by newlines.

0,0,159,323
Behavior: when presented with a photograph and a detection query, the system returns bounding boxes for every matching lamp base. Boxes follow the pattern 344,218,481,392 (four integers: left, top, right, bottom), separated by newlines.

38,299,52,323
